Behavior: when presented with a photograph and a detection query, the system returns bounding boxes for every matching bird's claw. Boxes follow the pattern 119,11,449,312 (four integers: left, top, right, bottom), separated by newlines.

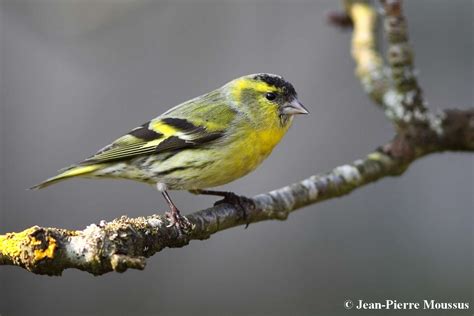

214,192,255,228
165,211,192,234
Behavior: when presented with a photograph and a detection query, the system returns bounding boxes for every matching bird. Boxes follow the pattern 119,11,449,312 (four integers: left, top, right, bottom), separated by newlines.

31,73,309,230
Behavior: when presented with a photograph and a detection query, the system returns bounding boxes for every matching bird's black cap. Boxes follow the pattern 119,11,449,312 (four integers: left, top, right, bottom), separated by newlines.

253,73,297,98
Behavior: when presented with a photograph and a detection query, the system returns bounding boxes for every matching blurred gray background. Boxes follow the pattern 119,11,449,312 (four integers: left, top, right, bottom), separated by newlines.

0,1,472,315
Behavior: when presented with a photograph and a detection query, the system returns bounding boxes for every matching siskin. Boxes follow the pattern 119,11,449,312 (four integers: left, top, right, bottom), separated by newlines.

32,73,309,229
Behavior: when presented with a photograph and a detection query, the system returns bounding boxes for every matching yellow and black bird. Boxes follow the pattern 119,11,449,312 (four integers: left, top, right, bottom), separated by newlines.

32,73,308,229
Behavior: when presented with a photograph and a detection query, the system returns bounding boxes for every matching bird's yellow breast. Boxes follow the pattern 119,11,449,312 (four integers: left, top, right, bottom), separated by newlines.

255,126,287,156
190,121,290,188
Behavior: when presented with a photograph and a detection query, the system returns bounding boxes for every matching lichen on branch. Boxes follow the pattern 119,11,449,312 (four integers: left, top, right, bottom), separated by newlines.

346,0,389,104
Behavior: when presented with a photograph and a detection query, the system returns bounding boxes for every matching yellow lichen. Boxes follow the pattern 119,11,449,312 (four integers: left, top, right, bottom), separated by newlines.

32,235,57,261
0,227,38,259
0,226,57,262
350,2,381,76
367,152,385,161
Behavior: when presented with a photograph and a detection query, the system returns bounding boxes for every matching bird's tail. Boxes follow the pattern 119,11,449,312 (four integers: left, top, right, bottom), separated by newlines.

29,164,103,190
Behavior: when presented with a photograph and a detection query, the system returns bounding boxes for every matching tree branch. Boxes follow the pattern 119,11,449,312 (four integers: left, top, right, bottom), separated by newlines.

345,0,390,105
382,0,425,111
1,0,473,276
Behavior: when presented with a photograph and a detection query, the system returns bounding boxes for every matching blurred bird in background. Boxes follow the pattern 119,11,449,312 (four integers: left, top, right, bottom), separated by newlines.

31,73,309,230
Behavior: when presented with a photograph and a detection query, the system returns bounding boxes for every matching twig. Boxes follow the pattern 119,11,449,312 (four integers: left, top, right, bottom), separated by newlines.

382,0,425,110
346,0,390,105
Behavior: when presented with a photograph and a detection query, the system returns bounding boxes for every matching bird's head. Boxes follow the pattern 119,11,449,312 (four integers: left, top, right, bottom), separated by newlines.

224,73,308,127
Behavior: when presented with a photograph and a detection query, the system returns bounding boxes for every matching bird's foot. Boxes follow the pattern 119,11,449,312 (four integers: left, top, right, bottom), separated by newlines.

213,192,255,228
165,208,192,234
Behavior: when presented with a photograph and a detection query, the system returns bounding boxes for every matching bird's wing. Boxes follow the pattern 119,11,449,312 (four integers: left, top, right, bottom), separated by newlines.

80,94,237,165
80,118,223,164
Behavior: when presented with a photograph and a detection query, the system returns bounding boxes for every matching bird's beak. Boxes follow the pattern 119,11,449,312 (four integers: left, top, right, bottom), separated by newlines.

281,98,309,115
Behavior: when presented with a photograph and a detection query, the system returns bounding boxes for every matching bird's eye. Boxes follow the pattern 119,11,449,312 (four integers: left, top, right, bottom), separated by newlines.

265,92,277,101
